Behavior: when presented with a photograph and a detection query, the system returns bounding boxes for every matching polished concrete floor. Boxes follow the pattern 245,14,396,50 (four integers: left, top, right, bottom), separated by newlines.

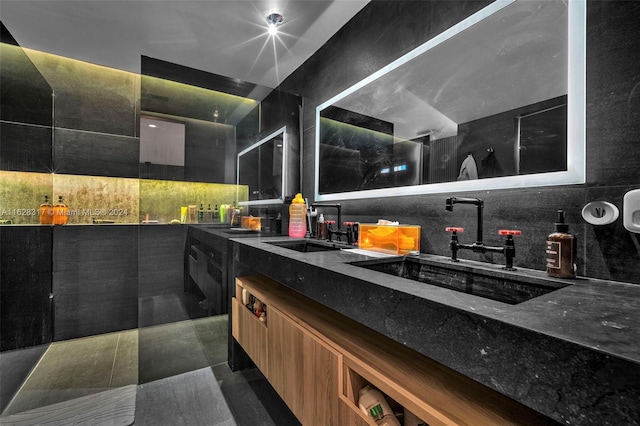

0,297,300,426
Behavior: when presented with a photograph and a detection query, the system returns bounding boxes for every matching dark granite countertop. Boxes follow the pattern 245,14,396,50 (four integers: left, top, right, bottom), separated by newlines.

220,233,639,425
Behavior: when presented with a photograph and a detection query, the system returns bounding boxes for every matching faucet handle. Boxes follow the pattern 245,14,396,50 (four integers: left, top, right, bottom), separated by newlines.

498,229,521,236
499,230,521,271
445,227,464,233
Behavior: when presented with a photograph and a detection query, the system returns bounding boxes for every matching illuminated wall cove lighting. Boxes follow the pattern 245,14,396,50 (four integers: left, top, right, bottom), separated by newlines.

267,13,284,35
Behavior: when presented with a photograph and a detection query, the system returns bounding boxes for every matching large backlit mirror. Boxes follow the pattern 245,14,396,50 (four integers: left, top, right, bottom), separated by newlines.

315,0,585,201
237,126,287,206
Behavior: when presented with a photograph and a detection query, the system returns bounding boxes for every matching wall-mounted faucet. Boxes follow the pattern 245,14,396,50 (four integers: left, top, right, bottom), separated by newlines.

327,221,359,245
445,197,484,245
311,203,342,231
445,197,521,270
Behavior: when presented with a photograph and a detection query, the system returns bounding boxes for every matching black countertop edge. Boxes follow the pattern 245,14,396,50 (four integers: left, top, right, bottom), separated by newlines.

193,227,640,424
223,234,640,365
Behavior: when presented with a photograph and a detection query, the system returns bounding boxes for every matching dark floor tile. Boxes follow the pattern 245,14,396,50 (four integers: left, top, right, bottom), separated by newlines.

1,331,137,416
135,368,234,426
138,321,210,384
192,315,229,367
212,364,300,426
0,344,49,414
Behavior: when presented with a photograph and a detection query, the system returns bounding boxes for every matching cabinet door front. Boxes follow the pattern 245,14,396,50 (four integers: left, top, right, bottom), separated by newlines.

231,297,268,373
268,308,340,426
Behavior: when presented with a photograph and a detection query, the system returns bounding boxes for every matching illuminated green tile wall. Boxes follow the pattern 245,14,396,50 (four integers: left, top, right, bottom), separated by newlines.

139,179,248,223
0,171,248,225
0,171,52,224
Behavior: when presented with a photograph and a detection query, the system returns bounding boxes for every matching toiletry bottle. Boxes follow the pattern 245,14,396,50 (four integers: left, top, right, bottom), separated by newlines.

39,195,53,224
546,210,577,278
53,196,68,225
275,213,282,235
316,213,328,240
204,204,213,223
198,203,204,223
219,204,227,223
288,193,307,238
358,385,401,426
213,204,219,219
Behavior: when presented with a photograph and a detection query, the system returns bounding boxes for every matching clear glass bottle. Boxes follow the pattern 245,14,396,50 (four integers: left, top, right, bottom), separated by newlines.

204,204,213,223
198,203,204,223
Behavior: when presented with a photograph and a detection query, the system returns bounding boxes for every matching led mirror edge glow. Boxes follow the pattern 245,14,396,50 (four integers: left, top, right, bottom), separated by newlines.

314,0,586,202
237,126,287,206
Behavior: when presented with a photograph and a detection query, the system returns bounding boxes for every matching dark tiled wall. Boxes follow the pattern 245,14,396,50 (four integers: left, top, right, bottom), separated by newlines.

0,22,53,173
279,0,640,284
0,226,53,351
52,226,139,341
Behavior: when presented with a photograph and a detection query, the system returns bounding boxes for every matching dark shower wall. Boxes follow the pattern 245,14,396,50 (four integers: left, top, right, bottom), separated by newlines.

279,0,640,284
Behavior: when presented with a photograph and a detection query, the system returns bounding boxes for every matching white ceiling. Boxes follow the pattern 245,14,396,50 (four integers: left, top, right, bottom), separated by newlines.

0,0,370,90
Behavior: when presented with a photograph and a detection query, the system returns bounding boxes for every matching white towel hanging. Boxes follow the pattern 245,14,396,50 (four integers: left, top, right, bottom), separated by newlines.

457,154,478,180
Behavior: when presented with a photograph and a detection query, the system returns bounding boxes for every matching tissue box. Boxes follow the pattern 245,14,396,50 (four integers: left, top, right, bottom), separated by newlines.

358,224,420,255
241,216,262,231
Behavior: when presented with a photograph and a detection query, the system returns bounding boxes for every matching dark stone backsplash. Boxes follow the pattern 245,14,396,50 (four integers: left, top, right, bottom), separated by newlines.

279,0,640,285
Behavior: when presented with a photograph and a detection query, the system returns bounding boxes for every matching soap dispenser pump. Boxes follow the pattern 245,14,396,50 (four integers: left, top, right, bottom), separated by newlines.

545,210,577,278
316,213,328,240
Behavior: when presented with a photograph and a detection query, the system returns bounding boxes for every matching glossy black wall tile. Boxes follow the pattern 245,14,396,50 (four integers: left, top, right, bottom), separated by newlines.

0,226,53,351
52,226,138,341
37,57,139,137
183,123,232,183
53,129,139,177
0,28,53,127
138,225,187,298
0,123,52,172
1,23,53,173
280,0,640,284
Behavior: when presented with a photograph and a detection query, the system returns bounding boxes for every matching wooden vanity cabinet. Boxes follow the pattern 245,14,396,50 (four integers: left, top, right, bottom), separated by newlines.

267,307,340,425
232,275,558,426
231,297,268,373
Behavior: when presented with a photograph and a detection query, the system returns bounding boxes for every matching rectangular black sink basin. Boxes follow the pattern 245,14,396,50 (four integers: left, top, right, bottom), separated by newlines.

202,226,261,235
223,228,261,235
267,240,343,253
350,257,570,305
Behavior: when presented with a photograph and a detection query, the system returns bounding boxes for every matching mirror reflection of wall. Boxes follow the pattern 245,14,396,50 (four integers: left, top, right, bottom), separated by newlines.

140,116,186,180
316,0,584,200
139,70,260,184
237,127,286,205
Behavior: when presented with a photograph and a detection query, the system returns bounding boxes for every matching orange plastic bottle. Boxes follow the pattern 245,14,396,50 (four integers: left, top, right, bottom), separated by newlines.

53,196,69,225
288,193,307,238
39,195,53,224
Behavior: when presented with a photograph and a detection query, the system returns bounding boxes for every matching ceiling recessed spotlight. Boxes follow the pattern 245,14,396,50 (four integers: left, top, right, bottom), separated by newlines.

266,12,284,35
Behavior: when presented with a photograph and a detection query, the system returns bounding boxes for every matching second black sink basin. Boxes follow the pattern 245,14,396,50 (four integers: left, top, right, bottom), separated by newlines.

223,228,261,235
351,257,570,305
267,240,343,253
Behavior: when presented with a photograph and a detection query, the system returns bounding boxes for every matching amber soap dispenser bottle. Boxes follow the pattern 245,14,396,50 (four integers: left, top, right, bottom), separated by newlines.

546,210,577,278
